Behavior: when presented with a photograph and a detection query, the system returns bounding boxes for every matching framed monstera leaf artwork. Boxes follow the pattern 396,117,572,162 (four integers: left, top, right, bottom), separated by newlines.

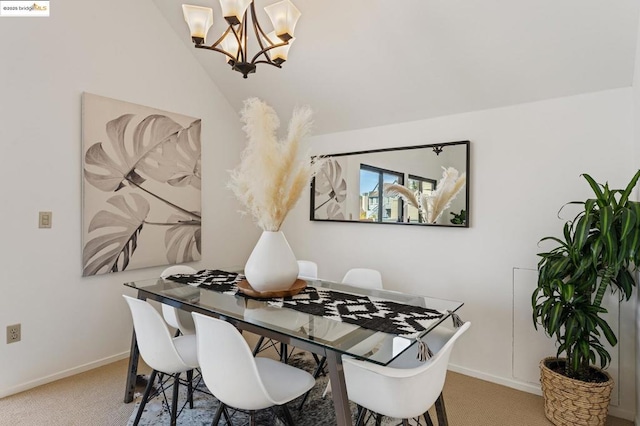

81,93,202,276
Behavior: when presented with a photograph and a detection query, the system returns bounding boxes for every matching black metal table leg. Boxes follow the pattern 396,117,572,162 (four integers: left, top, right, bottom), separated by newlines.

124,329,140,403
435,393,448,426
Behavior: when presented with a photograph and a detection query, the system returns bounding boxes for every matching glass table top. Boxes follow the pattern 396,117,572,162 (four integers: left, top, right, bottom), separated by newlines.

124,276,463,366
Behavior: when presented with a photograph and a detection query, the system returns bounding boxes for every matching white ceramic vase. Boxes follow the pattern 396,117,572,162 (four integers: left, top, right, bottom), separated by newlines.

244,231,299,292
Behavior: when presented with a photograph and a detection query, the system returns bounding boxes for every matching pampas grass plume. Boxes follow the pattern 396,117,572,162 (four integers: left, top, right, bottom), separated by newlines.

378,167,466,224
228,98,321,231
383,183,420,209
427,167,466,223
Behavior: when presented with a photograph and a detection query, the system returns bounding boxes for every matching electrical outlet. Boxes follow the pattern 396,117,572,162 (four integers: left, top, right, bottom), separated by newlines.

7,324,21,344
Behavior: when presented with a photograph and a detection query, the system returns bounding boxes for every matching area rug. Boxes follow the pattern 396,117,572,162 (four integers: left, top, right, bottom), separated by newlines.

126,353,422,425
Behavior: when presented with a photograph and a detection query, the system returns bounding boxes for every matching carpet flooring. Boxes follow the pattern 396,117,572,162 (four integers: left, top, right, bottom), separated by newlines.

0,331,633,425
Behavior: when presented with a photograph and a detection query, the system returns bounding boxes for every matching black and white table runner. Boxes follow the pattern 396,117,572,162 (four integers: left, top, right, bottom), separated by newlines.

166,269,445,338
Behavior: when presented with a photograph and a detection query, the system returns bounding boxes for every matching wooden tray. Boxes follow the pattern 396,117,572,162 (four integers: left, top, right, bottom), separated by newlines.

237,279,307,298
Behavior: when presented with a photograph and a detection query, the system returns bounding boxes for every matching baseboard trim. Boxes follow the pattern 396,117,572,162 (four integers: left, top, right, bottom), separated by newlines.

608,406,635,422
448,364,635,421
449,363,543,394
0,351,130,399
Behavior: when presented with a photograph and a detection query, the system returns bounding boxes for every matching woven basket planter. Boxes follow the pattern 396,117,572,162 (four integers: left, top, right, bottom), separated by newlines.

540,357,614,426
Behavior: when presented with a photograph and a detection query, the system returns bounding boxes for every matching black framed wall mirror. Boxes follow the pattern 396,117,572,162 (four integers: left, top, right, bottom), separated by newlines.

310,140,470,227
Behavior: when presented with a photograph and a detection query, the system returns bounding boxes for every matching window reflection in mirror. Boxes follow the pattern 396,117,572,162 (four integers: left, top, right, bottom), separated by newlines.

359,164,404,223
311,141,470,227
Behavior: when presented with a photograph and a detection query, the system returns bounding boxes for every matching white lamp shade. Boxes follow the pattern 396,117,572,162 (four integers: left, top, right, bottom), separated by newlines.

267,31,294,62
220,32,241,62
182,4,214,43
264,0,301,41
219,0,252,25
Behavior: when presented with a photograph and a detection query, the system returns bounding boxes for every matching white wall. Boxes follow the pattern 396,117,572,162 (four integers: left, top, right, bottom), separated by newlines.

0,0,258,397
633,6,640,425
284,88,637,420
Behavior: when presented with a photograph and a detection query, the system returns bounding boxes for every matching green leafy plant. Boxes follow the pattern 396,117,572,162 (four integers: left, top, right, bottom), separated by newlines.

532,170,640,381
450,209,466,225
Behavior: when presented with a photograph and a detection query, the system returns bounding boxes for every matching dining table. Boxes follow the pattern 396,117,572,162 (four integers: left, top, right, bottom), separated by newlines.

123,270,464,426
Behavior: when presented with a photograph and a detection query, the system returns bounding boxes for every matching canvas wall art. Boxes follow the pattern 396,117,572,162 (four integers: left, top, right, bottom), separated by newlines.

82,93,202,276
313,158,347,220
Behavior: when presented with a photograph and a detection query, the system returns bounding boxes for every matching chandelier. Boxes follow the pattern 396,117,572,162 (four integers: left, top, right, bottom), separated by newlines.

182,0,301,79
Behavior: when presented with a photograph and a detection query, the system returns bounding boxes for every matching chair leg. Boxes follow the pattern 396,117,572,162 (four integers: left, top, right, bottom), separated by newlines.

435,392,448,426
187,369,194,408
133,370,158,426
281,404,295,426
170,374,180,426
375,413,383,426
322,382,331,399
313,356,327,378
249,410,256,426
296,388,311,412
252,337,265,356
297,355,328,411
280,343,288,363
222,406,233,424
156,372,165,388
211,403,224,426
423,410,434,426
355,406,367,426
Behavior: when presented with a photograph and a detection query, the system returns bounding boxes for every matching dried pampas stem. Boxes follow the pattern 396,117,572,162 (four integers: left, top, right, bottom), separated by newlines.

383,183,420,209
426,167,466,223
228,98,322,231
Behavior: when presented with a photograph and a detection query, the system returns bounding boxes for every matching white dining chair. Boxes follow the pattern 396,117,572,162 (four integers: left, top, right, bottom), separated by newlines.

341,268,383,290
252,260,319,361
343,322,471,425
191,312,315,425
160,265,197,336
297,260,318,281
123,295,200,426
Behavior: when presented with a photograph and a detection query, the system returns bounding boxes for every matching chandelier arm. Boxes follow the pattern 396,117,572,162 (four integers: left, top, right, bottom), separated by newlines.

241,11,249,63
196,45,238,64
247,2,279,65
230,21,244,63
209,25,232,46
253,59,283,68
252,2,273,47
200,26,239,63
250,42,288,64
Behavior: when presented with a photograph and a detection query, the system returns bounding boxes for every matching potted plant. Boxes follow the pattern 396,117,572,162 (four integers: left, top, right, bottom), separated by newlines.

532,170,640,426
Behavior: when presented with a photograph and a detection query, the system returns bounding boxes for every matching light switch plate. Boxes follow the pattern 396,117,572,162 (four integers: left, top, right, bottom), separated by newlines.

39,211,52,228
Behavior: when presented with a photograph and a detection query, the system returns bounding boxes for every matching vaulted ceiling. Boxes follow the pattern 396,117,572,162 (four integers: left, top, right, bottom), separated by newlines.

152,0,640,135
